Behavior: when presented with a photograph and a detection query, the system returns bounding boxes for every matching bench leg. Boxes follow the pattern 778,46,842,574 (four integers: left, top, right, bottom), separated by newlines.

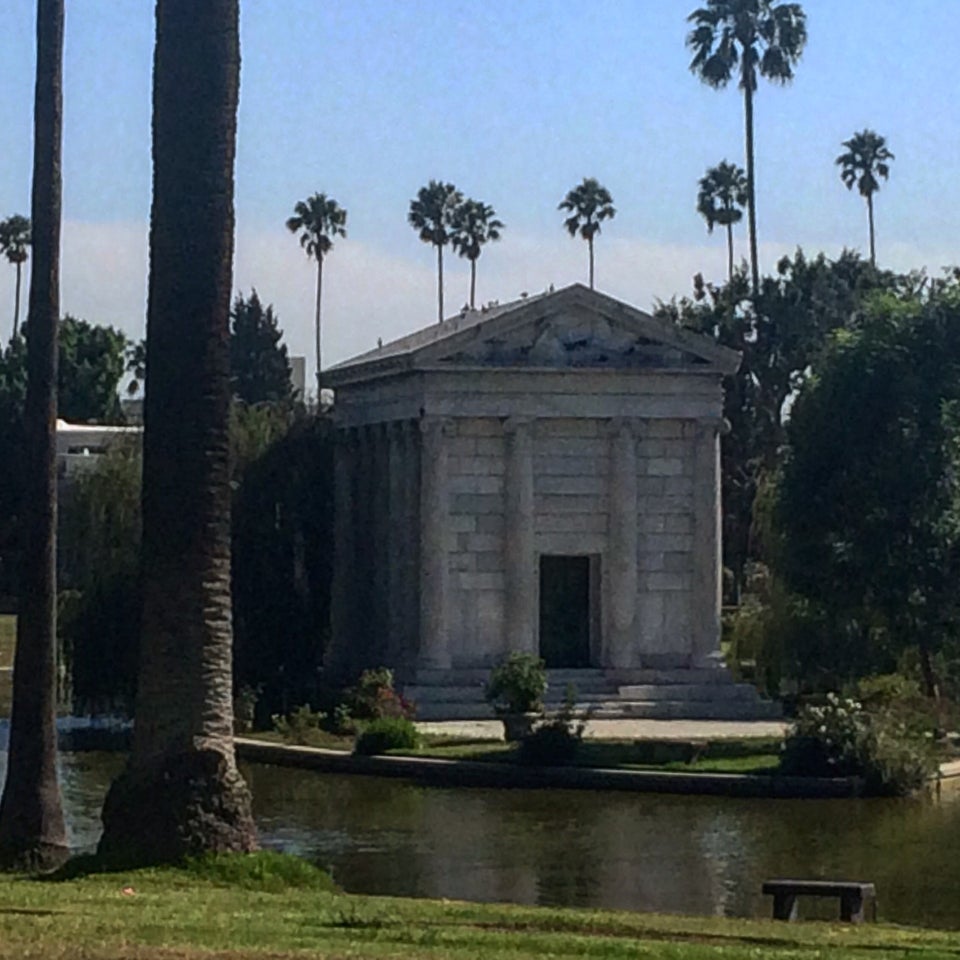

840,893,865,923
772,893,799,921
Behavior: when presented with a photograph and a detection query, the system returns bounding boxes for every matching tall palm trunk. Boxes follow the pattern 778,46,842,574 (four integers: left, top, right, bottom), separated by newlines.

99,0,256,866
867,192,876,268
315,253,323,390
469,258,477,309
588,235,595,289
726,221,734,283
436,243,444,323
13,262,22,339
743,84,759,296
0,0,68,871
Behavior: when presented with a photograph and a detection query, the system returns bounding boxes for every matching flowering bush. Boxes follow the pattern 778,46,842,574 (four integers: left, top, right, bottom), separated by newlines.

781,692,937,794
346,667,416,721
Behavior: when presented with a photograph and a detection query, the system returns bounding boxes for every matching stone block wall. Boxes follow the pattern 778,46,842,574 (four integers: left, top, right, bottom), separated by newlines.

439,415,702,669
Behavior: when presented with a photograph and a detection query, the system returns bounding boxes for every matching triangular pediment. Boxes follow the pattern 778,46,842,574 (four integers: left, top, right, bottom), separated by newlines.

326,284,740,385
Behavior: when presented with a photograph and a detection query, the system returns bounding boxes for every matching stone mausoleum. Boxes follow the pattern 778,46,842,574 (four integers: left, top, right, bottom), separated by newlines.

324,284,777,719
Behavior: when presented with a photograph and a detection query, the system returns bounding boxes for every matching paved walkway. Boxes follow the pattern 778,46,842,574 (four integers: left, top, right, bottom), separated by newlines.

416,718,789,741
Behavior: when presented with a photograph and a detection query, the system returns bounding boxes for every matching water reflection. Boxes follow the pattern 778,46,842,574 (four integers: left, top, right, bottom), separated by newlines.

244,763,960,928
3,752,960,929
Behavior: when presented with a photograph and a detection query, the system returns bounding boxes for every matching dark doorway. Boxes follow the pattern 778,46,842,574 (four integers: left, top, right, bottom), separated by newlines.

539,555,593,668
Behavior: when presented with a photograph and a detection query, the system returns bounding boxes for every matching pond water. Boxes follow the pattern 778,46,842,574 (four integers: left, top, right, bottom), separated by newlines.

4,751,960,929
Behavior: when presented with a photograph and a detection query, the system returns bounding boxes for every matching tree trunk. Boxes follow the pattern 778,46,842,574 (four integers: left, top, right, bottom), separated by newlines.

315,253,323,392
0,0,68,872
437,242,444,324
98,0,256,867
469,257,476,309
13,261,22,339
744,84,759,296
867,192,876,268
588,236,595,290
726,222,734,284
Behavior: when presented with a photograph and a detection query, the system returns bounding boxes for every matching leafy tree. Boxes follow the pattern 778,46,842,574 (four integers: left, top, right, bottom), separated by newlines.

450,199,504,309
697,161,748,282
56,316,128,422
232,416,334,720
836,129,894,268
657,249,903,598
286,193,346,390
687,0,807,294
98,0,257,865
409,180,463,323
0,338,27,602
775,287,960,696
229,290,293,406
0,0,68,870
58,443,142,715
0,215,30,339
558,178,615,290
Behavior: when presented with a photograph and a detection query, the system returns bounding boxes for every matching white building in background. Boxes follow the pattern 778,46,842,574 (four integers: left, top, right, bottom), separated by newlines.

56,419,141,479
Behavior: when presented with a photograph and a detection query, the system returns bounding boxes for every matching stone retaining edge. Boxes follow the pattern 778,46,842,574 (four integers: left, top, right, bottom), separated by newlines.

234,737,865,799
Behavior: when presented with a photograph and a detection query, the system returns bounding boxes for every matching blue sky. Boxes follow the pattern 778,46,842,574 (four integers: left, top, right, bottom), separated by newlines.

1,1,957,384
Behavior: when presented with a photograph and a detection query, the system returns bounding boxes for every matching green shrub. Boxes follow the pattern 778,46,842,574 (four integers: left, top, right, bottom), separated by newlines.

354,716,421,756
518,721,580,766
485,653,547,714
518,687,586,766
272,704,326,744
781,693,938,795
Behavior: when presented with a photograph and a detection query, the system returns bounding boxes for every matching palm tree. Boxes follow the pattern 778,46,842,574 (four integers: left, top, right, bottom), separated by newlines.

558,177,616,290
286,194,346,388
0,0,67,870
697,161,748,281
0,216,30,339
98,0,257,866
451,199,504,309
409,180,463,323
687,0,807,294
836,129,894,268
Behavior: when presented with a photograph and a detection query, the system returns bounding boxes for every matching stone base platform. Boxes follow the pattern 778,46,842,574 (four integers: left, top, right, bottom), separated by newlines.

404,667,781,721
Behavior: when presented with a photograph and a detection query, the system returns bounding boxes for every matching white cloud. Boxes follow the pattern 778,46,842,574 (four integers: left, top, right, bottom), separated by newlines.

2,220,955,388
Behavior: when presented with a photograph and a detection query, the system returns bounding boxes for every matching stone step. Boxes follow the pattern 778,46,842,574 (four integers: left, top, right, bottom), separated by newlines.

413,697,783,722
409,667,739,687
616,683,761,702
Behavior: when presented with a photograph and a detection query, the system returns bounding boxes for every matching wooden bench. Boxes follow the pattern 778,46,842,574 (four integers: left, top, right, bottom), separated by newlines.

762,880,876,923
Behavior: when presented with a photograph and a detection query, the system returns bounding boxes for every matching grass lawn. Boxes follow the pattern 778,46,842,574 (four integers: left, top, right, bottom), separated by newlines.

250,730,785,775
0,853,956,960
402,737,784,775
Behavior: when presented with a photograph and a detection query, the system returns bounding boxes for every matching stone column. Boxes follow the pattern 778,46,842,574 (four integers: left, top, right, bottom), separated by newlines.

328,428,356,677
692,417,723,665
503,417,536,655
402,421,420,666
386,421,406,662
418,416,450,668
607,419,638,668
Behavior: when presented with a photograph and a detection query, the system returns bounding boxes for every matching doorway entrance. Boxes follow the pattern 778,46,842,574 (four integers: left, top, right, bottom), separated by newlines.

538,554,596,668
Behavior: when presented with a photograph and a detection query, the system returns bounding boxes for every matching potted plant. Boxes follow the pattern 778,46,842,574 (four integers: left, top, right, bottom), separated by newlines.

485,652,547,741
